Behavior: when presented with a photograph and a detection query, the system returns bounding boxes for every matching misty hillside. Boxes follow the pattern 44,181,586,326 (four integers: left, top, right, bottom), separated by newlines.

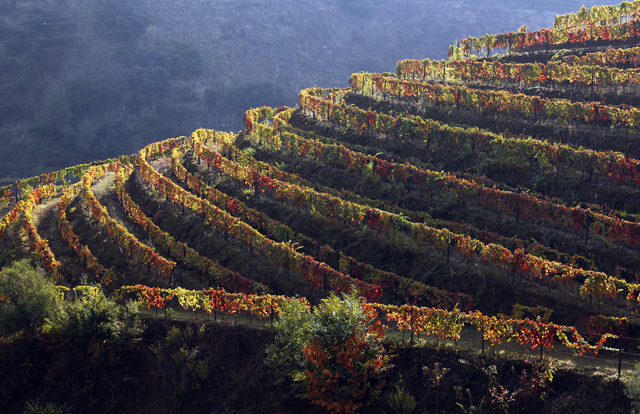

0,0,587,184
4,1,640,413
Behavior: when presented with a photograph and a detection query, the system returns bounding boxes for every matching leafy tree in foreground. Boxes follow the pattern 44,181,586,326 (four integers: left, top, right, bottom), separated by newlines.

303,293,389,413
268,292,390,413
0,259,61,337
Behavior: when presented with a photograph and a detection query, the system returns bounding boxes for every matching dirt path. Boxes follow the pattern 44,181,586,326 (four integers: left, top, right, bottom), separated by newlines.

146,306,640,380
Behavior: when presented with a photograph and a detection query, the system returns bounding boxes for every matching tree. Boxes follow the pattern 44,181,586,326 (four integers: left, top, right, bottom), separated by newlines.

303,293,390,414
267,292,391,413
0,259,62,337
265,297,311,384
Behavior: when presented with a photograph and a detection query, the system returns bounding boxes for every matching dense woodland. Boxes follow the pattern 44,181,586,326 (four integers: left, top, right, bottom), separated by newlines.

0,0,586,185
4,1,640,413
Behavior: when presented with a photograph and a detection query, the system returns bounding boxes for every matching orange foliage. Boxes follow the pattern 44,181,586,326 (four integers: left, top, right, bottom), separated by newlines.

303,302,387,414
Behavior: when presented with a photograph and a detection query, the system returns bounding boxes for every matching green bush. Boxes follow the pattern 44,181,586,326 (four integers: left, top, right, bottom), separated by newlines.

388,387,417,414
265,298,311,383
0,260,62,337
267,292,390,411
23,399,69,414
57,286,144,345
304,292,390,412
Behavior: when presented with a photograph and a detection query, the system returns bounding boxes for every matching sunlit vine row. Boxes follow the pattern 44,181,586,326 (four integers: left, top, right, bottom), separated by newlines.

299,86,640,248
563,46,640,68
397,58,640,88
57,170,116,285
352,72,640,130
81,162,176,280
451,17,640,58
121,284,614,356
137,146,382,301
17,184,61,279
118,284,309,321
241,107,640,306
113,162,265,294
0,159,118,206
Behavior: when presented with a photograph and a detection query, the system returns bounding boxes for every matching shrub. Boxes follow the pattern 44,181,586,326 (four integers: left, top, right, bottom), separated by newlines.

265,297,311,383
303,293,390,413
0,260,62,337
57,286,144,345
23,399,69,414
268,292,391,412
388,387,417,414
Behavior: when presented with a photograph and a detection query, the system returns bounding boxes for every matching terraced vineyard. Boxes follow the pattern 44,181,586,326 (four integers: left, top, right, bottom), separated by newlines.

4,2,640,412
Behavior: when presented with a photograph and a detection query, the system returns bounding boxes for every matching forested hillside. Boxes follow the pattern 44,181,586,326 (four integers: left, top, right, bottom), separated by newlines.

0,0,586,185
2,1,640,413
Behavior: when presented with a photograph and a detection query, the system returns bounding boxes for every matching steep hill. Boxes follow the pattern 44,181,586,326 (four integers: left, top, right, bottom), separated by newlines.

2,1,640,413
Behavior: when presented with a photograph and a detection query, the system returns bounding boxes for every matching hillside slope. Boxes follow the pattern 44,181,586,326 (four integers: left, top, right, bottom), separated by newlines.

2,1,640,413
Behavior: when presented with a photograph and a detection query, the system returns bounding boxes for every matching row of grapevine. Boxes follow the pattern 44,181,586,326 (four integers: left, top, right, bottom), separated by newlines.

0,197,27,238
297,90,640,249
80,161,176,280
113,161,265,294
451,18,640,59
121,284,614,356
57,169,117,286
397,58,640,88
244,107,640,306
352,72,640,129
563,46,640,67
0,183,60,278
119,284,308,321
0,159,119,206
18,184,61,279
377,303,614,356
137,146,383,301
554,2,640,30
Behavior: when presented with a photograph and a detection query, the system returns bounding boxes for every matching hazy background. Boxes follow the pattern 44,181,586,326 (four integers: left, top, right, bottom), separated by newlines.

0,0,593,183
